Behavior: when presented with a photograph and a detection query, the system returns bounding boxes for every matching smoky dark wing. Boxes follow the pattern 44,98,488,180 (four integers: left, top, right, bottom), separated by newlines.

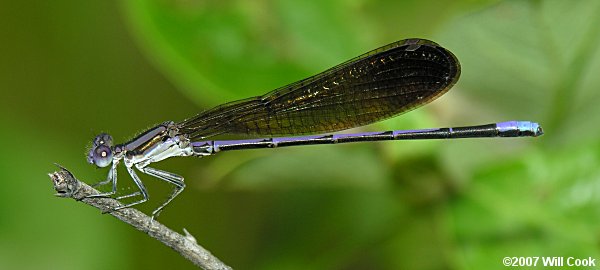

177,38,460,140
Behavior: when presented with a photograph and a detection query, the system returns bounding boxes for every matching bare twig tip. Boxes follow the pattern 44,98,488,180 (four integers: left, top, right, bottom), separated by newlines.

49,164,80,198
48,164,232,269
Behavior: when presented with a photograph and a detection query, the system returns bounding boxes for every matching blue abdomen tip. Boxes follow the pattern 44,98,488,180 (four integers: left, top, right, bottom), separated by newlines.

497,121,543,137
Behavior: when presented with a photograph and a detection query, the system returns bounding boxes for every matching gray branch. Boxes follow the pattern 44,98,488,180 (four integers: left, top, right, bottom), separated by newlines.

48,165,232,270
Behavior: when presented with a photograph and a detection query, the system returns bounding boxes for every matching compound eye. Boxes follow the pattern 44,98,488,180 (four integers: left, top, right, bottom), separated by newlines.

94,134,113,147
87,133,114,167
92,145,113,168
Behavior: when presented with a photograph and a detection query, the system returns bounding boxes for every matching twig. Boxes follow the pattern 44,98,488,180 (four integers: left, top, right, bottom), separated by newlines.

48,165,232,270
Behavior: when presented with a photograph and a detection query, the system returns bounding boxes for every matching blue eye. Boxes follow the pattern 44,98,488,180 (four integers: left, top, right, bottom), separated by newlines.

88,133,114,167
92,145,113,167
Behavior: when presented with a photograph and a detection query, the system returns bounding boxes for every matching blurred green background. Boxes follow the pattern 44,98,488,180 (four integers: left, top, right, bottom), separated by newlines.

1,0,599,269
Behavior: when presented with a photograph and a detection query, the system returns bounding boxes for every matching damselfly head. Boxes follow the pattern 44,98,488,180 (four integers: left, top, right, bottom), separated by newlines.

87,133,114,168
